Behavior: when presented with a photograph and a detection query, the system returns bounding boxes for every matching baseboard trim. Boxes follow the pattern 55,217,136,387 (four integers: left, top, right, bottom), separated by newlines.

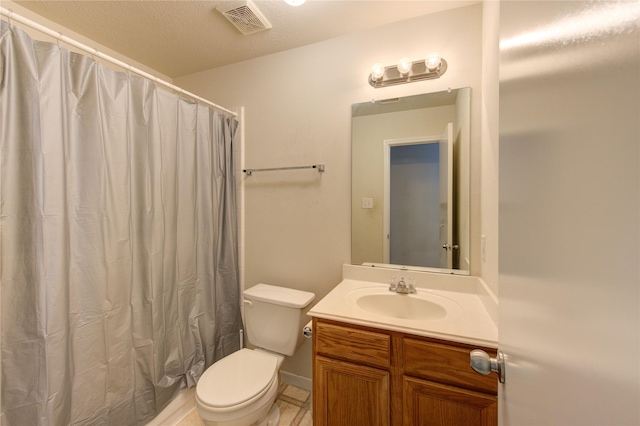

279,370,312,392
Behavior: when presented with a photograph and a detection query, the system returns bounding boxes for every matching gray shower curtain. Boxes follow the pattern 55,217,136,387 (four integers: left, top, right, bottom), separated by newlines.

0,21,243,425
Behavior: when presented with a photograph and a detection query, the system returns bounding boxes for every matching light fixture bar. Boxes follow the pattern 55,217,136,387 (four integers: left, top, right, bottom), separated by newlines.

368,59,447,88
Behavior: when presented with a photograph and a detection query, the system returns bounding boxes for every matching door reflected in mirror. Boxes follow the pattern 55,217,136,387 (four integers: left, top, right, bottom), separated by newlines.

351,88,470,274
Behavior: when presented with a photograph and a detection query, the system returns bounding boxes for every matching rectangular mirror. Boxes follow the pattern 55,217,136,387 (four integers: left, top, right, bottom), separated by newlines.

351,87,471,274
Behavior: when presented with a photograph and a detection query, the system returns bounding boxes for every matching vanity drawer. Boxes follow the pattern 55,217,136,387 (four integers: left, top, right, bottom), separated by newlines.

403,338,498,394
315,321,390,368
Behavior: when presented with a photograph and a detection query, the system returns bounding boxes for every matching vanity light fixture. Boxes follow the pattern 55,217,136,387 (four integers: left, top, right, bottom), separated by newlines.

368,52,447,88
397,57,413,75
426,52,442,70
370,63,385,81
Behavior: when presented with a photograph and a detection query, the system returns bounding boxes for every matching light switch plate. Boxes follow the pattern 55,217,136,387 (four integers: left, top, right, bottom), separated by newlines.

362,198,374,209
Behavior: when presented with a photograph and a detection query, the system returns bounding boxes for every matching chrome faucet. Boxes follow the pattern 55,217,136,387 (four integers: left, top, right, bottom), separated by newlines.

389,277,416,294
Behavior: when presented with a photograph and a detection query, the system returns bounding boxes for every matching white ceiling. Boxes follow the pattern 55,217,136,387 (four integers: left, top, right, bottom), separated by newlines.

13,0,477,78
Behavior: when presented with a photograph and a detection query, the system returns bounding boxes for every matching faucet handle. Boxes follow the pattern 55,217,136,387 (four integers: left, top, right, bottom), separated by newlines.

407,277,416,293
389,276,397,291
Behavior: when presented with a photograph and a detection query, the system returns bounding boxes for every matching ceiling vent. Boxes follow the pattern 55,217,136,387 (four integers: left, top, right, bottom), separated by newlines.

216,1,272,35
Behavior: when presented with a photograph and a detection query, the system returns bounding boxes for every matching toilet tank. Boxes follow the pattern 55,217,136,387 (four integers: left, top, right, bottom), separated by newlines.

243,284,315,356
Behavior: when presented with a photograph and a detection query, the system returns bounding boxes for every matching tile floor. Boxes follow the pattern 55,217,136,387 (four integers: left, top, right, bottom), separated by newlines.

176,383,312,426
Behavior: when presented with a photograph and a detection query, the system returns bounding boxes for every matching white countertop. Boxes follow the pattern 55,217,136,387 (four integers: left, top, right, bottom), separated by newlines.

308,277,498,348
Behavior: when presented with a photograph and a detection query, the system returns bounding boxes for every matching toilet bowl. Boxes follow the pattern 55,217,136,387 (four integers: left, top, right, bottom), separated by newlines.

196,349,283,426
195,284,315,426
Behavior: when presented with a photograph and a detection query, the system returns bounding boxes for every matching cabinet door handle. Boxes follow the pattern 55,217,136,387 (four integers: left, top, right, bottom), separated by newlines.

470,349,505,383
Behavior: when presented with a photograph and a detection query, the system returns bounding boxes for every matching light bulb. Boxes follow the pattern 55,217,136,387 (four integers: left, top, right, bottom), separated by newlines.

397,57,412,75
371,63,385,80
426,52,441,71
285,0,306,5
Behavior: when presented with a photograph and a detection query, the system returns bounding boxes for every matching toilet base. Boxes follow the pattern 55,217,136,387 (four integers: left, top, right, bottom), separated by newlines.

258,404,280,426
197,403,279,426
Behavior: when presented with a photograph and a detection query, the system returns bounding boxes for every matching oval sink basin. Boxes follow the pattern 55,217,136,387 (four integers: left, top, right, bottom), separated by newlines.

346,287,462,321
356,294,446,320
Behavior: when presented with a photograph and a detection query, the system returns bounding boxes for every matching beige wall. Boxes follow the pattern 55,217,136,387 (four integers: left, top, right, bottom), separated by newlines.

177,4,485,380
480,1,500,296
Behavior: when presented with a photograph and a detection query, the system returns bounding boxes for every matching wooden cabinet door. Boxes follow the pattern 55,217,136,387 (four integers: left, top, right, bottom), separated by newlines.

314,355,390,426
403,377,497,426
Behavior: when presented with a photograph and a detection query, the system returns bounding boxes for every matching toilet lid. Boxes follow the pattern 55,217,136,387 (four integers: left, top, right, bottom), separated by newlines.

196,349,278,409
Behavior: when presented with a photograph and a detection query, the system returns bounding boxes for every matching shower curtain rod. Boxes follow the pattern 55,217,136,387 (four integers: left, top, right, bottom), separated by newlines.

0,7,237,118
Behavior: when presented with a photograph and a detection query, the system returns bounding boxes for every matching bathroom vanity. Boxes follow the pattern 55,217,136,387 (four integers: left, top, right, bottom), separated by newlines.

308,266,498,426
313,318,496,425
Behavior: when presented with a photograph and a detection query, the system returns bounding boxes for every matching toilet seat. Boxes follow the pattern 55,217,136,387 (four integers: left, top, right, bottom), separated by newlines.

196,348,279,412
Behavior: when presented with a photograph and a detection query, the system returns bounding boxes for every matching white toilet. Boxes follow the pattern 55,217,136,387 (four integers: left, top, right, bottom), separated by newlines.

195,284,315,426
